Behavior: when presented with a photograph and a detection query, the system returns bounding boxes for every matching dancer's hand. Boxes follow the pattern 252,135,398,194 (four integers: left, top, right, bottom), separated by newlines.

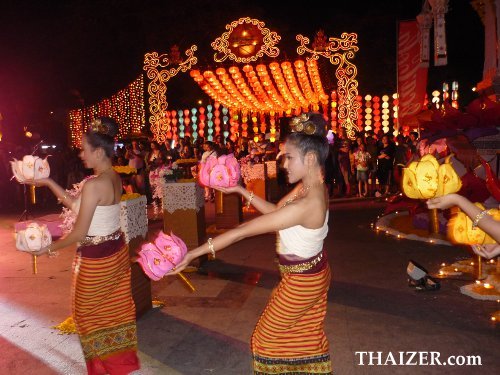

426,194,460,210
166,251,197,275
24,177,52,187
32,245,49,256
471,244,500,259
214,185,243,195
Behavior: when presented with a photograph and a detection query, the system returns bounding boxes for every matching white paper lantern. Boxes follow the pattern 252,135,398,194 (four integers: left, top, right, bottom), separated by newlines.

15,222,52,253
10,155,50,183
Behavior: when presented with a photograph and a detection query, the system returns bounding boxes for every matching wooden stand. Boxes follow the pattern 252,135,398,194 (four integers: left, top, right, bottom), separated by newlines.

215,191,242,229
120,195,152,319
163,207,206,250
128,236,152,318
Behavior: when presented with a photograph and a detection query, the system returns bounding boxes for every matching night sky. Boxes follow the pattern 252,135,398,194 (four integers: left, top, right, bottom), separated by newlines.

0,0,484,144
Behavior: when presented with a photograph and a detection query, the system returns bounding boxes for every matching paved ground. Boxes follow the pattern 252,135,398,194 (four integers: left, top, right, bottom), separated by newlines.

0,198,498,374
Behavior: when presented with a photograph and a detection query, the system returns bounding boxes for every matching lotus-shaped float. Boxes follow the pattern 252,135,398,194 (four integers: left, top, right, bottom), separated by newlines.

448,203,499,245
11,155,50,183
402,154,462,200
136,231,188,281
15,222,52,252
198,154,240,188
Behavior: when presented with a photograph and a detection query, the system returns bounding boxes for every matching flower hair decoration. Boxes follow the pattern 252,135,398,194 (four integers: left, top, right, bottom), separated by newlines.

89,118,111,136
290,113,316,135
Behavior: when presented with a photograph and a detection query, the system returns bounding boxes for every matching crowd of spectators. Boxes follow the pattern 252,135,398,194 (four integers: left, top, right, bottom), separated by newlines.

0,128,421,211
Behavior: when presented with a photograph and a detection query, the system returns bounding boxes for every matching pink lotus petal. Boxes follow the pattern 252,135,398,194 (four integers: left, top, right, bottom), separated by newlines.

137,242,176,281
170,231,187,256
217,154,227,165
209,165,230,188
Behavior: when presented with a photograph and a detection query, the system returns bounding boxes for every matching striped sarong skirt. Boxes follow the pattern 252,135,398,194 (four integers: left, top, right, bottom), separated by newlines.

72,234,140,375
251,250,332,374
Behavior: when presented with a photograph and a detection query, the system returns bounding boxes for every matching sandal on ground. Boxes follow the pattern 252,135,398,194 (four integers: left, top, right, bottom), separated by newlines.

408,276,440,291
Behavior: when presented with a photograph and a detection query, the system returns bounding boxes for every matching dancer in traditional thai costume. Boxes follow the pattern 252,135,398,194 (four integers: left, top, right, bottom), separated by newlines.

169,112,332,374
30,117,140,374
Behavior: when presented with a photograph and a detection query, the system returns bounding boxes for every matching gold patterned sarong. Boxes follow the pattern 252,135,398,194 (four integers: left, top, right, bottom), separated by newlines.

72,235,140,374
251,251,332,374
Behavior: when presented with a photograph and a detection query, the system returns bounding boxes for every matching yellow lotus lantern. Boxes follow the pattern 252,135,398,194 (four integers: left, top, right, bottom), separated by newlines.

448,203,500,245
402,154,462,199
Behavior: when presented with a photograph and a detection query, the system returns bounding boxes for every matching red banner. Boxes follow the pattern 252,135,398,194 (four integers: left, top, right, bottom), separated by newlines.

398,20,428,130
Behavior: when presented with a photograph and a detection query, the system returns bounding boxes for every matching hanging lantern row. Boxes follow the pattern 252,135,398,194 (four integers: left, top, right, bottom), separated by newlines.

190,59,329,116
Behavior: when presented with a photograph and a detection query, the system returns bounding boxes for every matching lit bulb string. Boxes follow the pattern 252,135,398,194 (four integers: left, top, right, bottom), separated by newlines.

68,75,144,147
374,210,452,246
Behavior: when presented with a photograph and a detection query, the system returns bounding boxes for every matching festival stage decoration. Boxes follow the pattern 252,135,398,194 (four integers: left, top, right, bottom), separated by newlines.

143,45,198,144
15,222,52,274
136,231,195,291
212,17,280,63
190,57,328,116
297,31,360,139
402,154,462,200
448,204,500,245
198,154,241,188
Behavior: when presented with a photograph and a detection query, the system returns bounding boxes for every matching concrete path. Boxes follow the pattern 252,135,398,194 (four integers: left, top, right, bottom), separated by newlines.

0,198,498,374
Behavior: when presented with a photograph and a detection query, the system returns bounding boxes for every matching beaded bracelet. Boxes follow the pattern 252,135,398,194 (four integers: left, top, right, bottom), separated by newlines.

207,237,215,259
47,246,56,257
472,209,491,229
57,194,68,204
246,191,255,209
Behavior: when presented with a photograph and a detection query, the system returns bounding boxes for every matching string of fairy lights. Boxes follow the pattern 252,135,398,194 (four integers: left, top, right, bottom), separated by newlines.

68,75,145,147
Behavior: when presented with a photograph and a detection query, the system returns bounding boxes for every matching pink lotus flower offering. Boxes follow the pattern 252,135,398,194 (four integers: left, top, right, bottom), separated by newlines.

198,154,240,188
137,231,188,281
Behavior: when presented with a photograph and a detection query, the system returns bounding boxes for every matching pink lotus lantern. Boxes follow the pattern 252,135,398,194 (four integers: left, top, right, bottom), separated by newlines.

11,155,50,183
137,231,188,281
198,154,241,188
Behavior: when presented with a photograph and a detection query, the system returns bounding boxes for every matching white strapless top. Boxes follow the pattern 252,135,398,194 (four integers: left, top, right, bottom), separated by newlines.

73,197,121,236
278,211,329,258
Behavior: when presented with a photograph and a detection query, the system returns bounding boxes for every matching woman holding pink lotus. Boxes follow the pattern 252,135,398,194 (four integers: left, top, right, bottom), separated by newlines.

170,112,332,374
27,117,140,374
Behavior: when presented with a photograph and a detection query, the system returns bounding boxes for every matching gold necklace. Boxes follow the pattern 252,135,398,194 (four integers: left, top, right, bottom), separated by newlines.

96,166,113,176
281,182,324,208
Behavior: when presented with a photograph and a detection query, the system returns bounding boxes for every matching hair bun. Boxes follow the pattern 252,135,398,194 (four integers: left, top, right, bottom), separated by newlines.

289,112,327,137
90,117,119,138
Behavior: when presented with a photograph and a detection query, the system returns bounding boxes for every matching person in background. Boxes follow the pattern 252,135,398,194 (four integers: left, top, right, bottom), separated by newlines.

168,112,332,374
427,193,499,258
376,134,395,196
28,117,140,374
364,133,379,197
201,141,217,201
335,127,352,196
125,139,146,194
353,142,371,197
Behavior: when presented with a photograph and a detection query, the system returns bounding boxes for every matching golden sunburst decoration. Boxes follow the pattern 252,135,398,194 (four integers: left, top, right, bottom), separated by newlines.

212,17,280,63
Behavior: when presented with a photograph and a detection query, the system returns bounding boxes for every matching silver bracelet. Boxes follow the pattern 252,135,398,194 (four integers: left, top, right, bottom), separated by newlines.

47,246,57,257
472,209,490,229
246,191,254,209
207,237,215,259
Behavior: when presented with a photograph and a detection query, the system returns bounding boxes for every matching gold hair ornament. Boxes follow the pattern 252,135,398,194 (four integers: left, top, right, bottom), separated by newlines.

89,119,111,136
290,113,316,135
